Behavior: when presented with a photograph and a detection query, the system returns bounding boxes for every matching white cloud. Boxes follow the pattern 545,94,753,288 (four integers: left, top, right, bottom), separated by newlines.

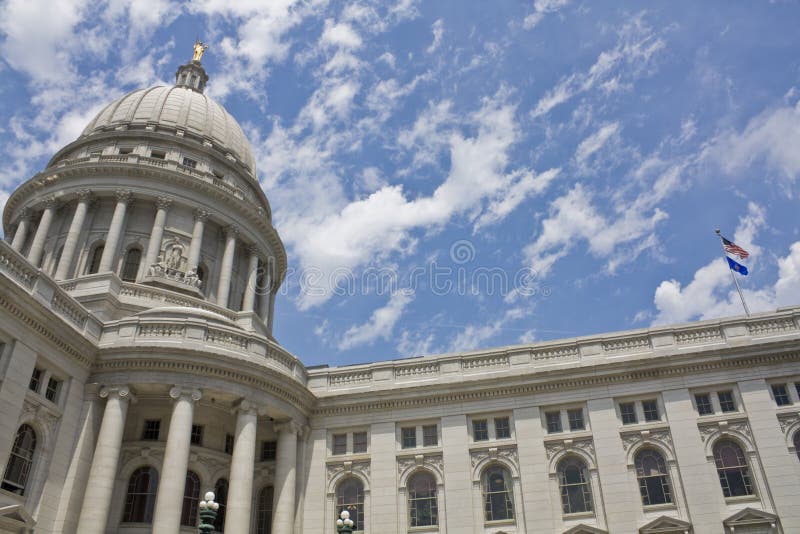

704,100,800,185
396,328,437,357
427,18,444,53
338,290,414,349
448,307,528,352
523,0,570,30
532,15,665,117
575,122,620,165
320,19,363,49
474,168,560,230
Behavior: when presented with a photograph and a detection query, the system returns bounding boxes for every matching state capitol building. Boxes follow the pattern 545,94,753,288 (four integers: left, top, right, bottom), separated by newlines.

0,51,798,534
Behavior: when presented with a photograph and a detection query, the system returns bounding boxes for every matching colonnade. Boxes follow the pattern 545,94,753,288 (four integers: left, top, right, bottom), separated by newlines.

75,385,302,534
9,190,271,312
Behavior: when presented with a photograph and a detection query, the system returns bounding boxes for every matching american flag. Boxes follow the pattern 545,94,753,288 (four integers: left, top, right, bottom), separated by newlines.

722,236,750,259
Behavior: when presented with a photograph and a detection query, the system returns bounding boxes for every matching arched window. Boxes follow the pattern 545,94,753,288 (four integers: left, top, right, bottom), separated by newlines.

87,243,104,274
557,456,593,514
794,430,800,462
482,465,514,522
213,478,228,532
123,466,158,523
121,247,142,282
713,439,753,497
256,486,274,534
408,471,437,528
634,449,672,505
180,471,201,527
1,425,36,495
336,478,365,531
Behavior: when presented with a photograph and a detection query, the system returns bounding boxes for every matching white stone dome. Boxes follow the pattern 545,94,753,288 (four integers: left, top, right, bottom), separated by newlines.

81,85,256,178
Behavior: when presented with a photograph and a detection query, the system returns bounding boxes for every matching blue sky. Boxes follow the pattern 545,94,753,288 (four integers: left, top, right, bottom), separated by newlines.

2,0,800,367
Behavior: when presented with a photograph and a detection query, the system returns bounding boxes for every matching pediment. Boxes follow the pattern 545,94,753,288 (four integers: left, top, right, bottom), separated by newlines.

0,504,36,526
563,524,608,534
723,507,778,527
640,514,692,533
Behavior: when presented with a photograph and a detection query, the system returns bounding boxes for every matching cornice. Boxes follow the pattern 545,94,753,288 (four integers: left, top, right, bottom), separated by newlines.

310,349,800,417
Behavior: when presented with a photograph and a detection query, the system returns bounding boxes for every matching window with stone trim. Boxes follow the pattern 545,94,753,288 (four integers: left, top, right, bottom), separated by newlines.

29,368,43,393
353,432,368,453
333,434,348,455
482,465,515,522
473,419,489,441
45,377,61,403
567,409,585,431
1,424,36,495
494,417,511,439
408,471,438,528
619,402,637,424
261,440,277,461
123,466,158,523
422,425,438,447
634,448,672,506
771,383,791,406
180,470,201,526
190,425,204,446
642,399,660,421
401,427,417,449
695,393,713,415
557,456,593,515
718,390,737,412
336,478,365,532
121,247,142,282
713,439,753,498
142,420,161,441
87,243,104,274
256,486,274,534
546,411,563,433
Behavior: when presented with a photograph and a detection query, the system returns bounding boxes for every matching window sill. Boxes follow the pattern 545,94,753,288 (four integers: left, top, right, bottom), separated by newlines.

643,502,677,512
562,511,594,519
0,488,25,502
485,519,515,526
408,526,439,533
724,494,759,504
618,421,669,432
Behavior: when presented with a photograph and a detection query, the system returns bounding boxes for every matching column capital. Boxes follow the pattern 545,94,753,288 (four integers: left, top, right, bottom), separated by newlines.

84,382,102,397
274,419,304,436
115,189,134,203
156,196,173,210
169,386,202,402
18,207,32,221
247,244,261,256
232,398,260,417
42,196,59,209
224,224,240,238
194,208,212,221
76,189,93,202
99,384,136,403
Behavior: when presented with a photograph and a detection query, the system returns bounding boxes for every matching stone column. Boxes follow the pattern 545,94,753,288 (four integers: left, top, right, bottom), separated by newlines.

216,225,238,307
241,246,261,312
10,208,31,252
143,196,172,273
272,420,300,533
187,208,210,273
257,266,272,320
27,198,57,266
75,385,134,534
152,386,202,533
98,189,132,273
224,400,259,534
55,190,92,280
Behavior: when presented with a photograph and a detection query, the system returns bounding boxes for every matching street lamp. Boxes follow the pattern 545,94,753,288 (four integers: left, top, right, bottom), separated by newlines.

336,509,354,533
198,491,220,534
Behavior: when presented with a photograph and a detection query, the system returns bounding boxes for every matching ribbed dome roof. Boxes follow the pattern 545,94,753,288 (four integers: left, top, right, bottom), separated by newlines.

81,85,256,178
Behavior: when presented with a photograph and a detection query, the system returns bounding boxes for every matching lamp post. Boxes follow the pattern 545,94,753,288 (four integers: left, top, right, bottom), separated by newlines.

336,509,354,533
198,491,219,534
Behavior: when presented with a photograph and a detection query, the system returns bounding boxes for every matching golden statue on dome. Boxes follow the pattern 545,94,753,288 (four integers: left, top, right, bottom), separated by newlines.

192,40,209,61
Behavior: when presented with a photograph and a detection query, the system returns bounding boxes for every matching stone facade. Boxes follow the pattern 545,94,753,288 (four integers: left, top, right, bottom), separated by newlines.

0,57,799,534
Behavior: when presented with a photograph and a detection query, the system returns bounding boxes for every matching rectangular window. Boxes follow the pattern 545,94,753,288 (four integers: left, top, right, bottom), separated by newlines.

494,417,511,439
772,384,791,405
261,440,277,461
620,402,637,424
190,425,204,446
695,393,714,415
224,433,234,454
567,409,585,431
29,368,43,392
545,411,563,433
472,419,489,441
422,425,438,447
718,391,737,412
401,427,417,449
118,147,133,155
353,432,368,453
332,434,347,455
142,420,161,441
642,399,660,422
182,156,197,168
45,377,61,402
150,149,166,160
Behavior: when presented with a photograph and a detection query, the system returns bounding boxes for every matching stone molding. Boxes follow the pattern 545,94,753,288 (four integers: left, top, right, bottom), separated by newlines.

100,384,136,404
232,398,260,416
155,196,173,210
76,188,93,201
193,208,211,221
544,438,595,463
114,189,133,203
169,386,202,402
274,419,304,435
397,453,443,482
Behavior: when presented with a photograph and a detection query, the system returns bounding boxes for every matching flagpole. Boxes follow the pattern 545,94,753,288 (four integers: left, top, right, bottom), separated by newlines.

715,229,750,317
